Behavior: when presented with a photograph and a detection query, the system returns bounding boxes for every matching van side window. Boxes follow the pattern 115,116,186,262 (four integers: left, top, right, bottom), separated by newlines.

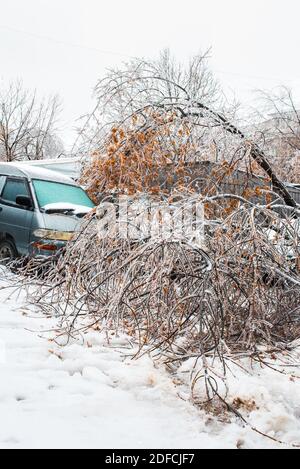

0,176,6,194
1,178,30,205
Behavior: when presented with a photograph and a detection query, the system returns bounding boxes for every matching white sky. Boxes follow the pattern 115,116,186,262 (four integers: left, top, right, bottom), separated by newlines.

1,0,300,148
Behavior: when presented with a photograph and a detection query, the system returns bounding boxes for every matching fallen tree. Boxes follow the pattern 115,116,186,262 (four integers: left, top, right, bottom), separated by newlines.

18,196,300,389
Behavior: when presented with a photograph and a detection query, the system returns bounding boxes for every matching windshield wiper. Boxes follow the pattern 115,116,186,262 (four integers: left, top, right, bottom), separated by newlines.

43,207,75,215
42,203,92,217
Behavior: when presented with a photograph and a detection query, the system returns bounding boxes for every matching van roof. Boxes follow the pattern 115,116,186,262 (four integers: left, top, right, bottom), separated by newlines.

15,158,82,180
0,162,77,185
15,157,81,165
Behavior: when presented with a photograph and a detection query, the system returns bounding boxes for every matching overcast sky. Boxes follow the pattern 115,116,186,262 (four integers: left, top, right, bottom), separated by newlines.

1,0,300,148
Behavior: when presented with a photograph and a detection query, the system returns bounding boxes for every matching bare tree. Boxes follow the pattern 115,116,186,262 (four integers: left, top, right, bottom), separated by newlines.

74,50,222,153
78,54,297,208
0,81,63,162
253,86,300,183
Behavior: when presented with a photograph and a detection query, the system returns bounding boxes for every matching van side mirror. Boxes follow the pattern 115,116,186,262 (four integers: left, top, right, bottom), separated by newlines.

16,195,33,209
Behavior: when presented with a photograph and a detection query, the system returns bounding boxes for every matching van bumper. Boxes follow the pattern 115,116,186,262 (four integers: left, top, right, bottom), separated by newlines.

29,239,66,257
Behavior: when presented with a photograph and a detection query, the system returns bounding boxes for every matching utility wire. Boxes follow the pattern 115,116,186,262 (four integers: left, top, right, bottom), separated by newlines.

0,24,135,60
1,23,300,85
214,68,300,85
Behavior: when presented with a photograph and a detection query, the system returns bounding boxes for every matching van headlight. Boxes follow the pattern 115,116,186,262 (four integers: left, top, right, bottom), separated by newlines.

33,229,74,241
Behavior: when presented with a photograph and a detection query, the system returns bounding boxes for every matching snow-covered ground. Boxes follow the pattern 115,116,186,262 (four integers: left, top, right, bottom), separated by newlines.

0,271,300,449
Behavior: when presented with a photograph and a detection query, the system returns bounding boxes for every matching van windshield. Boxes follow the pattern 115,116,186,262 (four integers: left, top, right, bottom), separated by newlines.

33,180,95,209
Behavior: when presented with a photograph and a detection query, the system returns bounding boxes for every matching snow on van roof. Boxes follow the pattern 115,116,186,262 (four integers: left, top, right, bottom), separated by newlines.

15,158,82,180
0,162,77,185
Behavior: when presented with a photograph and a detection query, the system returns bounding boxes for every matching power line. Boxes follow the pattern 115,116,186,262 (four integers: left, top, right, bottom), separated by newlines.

0,24,135,60
1,23,300,86
214,68,300,85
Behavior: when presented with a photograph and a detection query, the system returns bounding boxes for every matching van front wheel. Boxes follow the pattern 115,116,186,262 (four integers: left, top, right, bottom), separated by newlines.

0,240,18,265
